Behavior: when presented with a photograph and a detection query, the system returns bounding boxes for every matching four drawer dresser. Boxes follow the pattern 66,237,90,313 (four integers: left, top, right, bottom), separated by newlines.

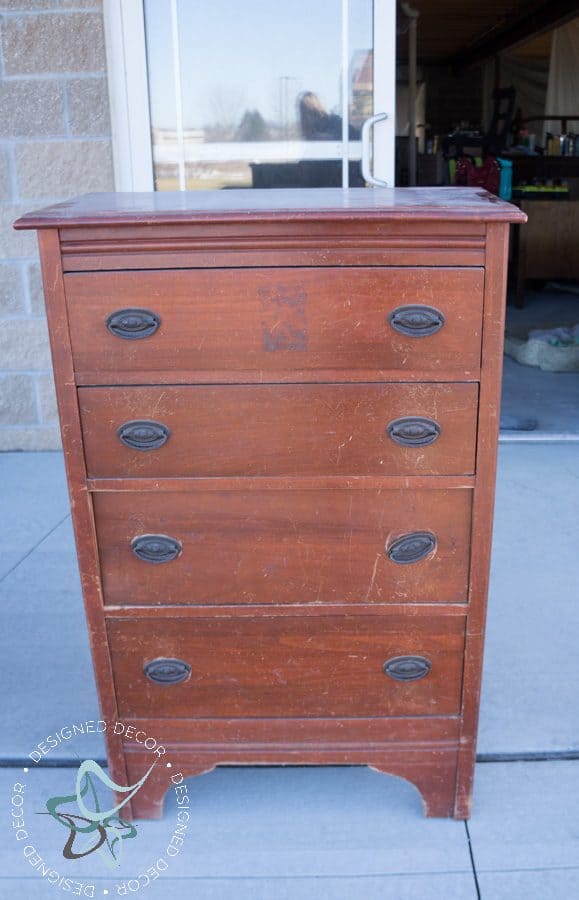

15,188,526,819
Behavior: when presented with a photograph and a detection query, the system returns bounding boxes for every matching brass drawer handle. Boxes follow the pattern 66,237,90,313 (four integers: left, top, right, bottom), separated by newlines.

144,658,191,685
386,531,436,564
131,534,182,564
387,416,441,447
117,420,170,451
388,305,445,337
384,655,431,681
106,308,160,340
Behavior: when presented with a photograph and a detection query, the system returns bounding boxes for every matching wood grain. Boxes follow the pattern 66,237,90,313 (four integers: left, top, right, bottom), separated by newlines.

65,267,484,378
79,383,478,478
35,230,131,798
94,487,473,606
108,613,466,719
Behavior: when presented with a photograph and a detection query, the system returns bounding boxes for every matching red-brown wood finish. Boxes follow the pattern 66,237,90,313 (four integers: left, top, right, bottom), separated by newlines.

16,188,526,821
108,613,465,719
93,487,473,605
65,267,484,380
79,383,478,478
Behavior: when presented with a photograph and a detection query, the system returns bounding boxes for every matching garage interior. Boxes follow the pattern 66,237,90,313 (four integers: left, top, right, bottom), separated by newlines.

396,0,579,437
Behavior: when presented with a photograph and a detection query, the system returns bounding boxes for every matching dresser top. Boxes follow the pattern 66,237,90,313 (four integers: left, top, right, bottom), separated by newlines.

15,187,526,229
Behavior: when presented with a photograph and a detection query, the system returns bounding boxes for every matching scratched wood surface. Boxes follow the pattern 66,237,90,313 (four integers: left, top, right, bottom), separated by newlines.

107,613,466,718
64,267,484,379
79,383,478,478
93,487,472,606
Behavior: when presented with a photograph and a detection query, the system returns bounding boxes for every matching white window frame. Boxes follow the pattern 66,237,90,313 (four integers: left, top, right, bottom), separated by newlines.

103,0,395,191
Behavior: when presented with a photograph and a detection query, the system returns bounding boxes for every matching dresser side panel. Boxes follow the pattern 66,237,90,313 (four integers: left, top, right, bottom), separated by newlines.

36,229,129,794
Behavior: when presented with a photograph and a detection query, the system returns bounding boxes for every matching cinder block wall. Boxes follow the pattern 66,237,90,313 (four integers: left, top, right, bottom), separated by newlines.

0,1,114,450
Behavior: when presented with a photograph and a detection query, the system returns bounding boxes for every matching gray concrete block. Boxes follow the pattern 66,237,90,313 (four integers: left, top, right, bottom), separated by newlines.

0,317,51,369
0,425,61,450
14,140,113,200
66,76,111,136
0,262,25,315
0,373,38,424
37,373,58,423
2,12,106,75
0,1,56,8
0,204,39,259
0,146,13,201
0,79,65,137
26,262,45,316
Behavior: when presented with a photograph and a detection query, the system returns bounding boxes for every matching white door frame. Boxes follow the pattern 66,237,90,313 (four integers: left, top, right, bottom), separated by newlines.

103,0,396,190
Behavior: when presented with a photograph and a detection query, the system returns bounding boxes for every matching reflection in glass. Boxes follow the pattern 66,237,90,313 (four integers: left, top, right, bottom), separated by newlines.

144,0,373,190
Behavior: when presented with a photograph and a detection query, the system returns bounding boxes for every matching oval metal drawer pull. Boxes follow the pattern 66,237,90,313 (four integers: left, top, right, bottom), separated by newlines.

386,531,436,564
106,308,160,340
387,416,441,447
388,305,445,337
144,658,191,685
131,534,182,564
384,655,431,682
117,420,170,452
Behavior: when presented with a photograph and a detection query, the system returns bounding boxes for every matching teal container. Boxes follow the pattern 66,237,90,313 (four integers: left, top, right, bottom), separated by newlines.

497,158,513,201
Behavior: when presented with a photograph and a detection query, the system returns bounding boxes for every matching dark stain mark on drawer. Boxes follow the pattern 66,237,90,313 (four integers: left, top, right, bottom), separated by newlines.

259,284,308,352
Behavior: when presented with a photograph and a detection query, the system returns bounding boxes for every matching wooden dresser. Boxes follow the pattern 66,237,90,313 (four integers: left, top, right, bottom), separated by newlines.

15,188,525,819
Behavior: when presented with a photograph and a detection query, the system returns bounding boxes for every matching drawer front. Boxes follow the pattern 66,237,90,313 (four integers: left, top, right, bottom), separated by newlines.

107,614,466,718
65,267,483,379
80,383,478,478
94,488,472,605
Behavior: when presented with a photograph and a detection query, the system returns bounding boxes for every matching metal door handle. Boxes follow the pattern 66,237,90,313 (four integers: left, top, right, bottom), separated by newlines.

361,112,389,186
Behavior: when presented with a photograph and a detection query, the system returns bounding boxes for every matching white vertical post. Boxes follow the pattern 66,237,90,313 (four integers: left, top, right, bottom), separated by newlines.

170,0,186,191
373,0,396,187
103,0,154,190
341,0,350,188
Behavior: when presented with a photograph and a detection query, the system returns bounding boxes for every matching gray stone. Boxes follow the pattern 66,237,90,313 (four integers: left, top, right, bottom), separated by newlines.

0,79,65,137
0,317,51,369
0,204,39,259
27,261,45,315
0,146,13,201
2,12,106,75
0,1,57,9
0,373,37,424
59,0,103,6
0,262,25,315
66,76,111,136
0,424,60,450
14,139,113,199
37,372,58,423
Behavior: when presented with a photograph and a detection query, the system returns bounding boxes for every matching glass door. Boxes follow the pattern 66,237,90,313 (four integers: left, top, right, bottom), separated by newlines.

105,0,395,190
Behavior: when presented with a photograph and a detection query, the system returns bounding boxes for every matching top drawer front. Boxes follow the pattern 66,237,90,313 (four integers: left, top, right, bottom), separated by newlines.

65,268,484,381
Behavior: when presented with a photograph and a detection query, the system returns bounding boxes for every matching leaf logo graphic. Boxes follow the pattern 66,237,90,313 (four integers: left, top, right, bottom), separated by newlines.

40,759,156,868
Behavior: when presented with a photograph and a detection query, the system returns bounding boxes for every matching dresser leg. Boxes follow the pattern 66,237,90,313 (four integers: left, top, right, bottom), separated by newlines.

124,755,216,820
370,750,460,818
